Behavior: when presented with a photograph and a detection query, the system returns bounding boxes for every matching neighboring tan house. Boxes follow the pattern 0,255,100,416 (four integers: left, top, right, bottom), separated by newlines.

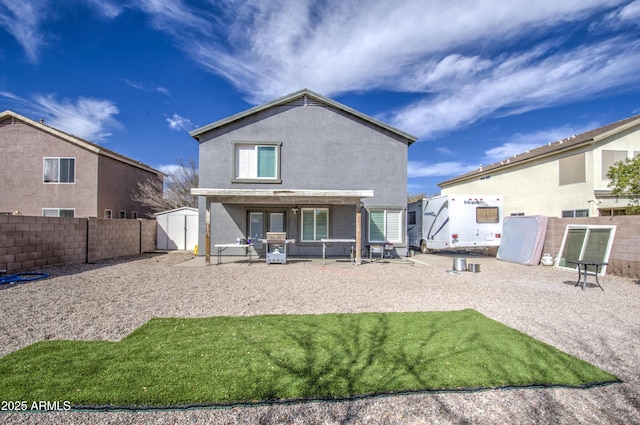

0,110,164,218
439,114,640,218
191,89,417,264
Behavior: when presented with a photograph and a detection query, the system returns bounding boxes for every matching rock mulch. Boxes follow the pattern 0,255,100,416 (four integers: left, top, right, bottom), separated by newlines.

1,251,639,424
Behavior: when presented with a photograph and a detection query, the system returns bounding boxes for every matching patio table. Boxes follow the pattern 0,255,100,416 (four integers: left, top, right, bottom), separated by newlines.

567,260,607,291
321,239,356,265
213,243,253,265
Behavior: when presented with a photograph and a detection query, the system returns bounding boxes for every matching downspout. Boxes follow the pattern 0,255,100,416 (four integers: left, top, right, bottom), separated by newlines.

205,199,211,266
355,201,362,265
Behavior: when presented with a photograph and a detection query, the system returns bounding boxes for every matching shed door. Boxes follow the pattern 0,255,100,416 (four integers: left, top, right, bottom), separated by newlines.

185,214,198,250
167,214,186,250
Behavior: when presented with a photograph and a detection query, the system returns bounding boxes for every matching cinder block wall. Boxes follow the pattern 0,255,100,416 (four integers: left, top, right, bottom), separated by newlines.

140,219,157,253
0,216,87,272
0,215,156,273
543,216,640,279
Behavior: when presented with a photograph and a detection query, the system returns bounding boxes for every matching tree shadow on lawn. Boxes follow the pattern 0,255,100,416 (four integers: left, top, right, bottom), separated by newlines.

250,311,618,405
0,310,620,410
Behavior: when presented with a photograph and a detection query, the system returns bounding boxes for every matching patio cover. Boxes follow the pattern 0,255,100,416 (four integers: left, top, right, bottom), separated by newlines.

191,188,374,265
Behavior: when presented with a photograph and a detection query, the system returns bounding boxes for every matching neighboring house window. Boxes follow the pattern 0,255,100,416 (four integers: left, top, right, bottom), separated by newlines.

43,157,75,183
119,210,126,219
131,211,138,219
233,142,281,182
407,211,416,226
562,209,588,218
301,208,328,241
104,210,112,219
42,208,74,217
601,150,628,179
369,209,403,243
558,153,585,185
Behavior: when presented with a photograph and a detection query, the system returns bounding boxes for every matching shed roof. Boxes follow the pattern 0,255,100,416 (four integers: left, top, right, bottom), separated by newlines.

439,113,640,188
190,88,418,144
1,109,164,176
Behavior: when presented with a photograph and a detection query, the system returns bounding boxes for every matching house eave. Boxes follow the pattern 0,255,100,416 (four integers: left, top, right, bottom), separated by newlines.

189,89,417,145
191,188,374,205
439,139,595,188
1,109,165,177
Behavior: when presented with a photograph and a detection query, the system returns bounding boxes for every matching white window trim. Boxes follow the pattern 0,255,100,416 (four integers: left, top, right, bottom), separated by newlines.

104,209,113,219
301,208,329,242
231,141,282,183
369,209,403,244
43,157,76,184
42,208,75,217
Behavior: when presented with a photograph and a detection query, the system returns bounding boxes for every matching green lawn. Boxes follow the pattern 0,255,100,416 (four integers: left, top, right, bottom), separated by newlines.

0,309,618,408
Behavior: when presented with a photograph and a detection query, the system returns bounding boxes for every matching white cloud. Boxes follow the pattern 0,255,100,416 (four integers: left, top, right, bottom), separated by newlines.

435,147,454,156
128,0,640,137
166,113,193,131
0,0,47,62
157,163,181,175
482,123,599,163
408,161,477,178
599,0,640,28
124,79,171,96
142,0,625,102
0,91,121,142
34,95,121,142
86,0,123,19
389,38,640,138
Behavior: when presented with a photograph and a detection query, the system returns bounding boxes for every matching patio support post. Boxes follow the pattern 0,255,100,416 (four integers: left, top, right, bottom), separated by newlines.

355,201,362,265
205,200,211,266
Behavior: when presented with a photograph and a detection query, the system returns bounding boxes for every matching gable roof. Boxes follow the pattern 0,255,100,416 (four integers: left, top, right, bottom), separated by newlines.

190,88,418,144
439,113,640,188
0,110,164,176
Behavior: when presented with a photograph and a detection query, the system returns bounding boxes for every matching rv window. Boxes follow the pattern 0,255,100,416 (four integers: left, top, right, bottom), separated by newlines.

476,207,499,223
407,211,416,225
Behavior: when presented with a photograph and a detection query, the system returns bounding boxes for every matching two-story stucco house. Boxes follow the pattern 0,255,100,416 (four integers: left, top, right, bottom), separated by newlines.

439,114,640,217
0,110,164,218
191,89,417,264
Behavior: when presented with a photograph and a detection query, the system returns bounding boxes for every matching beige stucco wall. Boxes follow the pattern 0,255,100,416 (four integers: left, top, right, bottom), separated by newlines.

97,155,161,219
442,129,640,217
0,117,98,217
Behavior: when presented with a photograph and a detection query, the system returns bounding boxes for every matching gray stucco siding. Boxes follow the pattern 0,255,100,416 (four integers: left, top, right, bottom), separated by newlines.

198,104,408,206
197,101,410,257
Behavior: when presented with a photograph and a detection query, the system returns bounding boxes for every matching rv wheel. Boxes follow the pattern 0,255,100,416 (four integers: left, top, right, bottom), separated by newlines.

420,240,427,254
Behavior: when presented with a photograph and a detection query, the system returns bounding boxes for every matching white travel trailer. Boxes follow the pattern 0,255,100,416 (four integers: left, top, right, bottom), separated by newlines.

408,195,503,253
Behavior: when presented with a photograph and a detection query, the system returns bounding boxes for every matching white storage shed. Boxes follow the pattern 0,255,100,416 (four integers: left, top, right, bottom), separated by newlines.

155,207,199,250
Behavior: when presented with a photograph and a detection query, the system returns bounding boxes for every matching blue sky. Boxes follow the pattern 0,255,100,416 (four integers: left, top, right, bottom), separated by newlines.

1,0,640,196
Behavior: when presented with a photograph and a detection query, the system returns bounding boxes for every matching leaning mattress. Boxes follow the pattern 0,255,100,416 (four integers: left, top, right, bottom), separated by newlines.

497,215,548,265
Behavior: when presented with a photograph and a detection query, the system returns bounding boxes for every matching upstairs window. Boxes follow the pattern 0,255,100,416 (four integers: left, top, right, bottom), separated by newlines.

44,158,75,183
233,142,281,182
601,150,628,179
558,153,585,186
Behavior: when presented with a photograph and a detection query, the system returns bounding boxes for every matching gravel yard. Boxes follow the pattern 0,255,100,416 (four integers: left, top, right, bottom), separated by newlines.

1,251,639,424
